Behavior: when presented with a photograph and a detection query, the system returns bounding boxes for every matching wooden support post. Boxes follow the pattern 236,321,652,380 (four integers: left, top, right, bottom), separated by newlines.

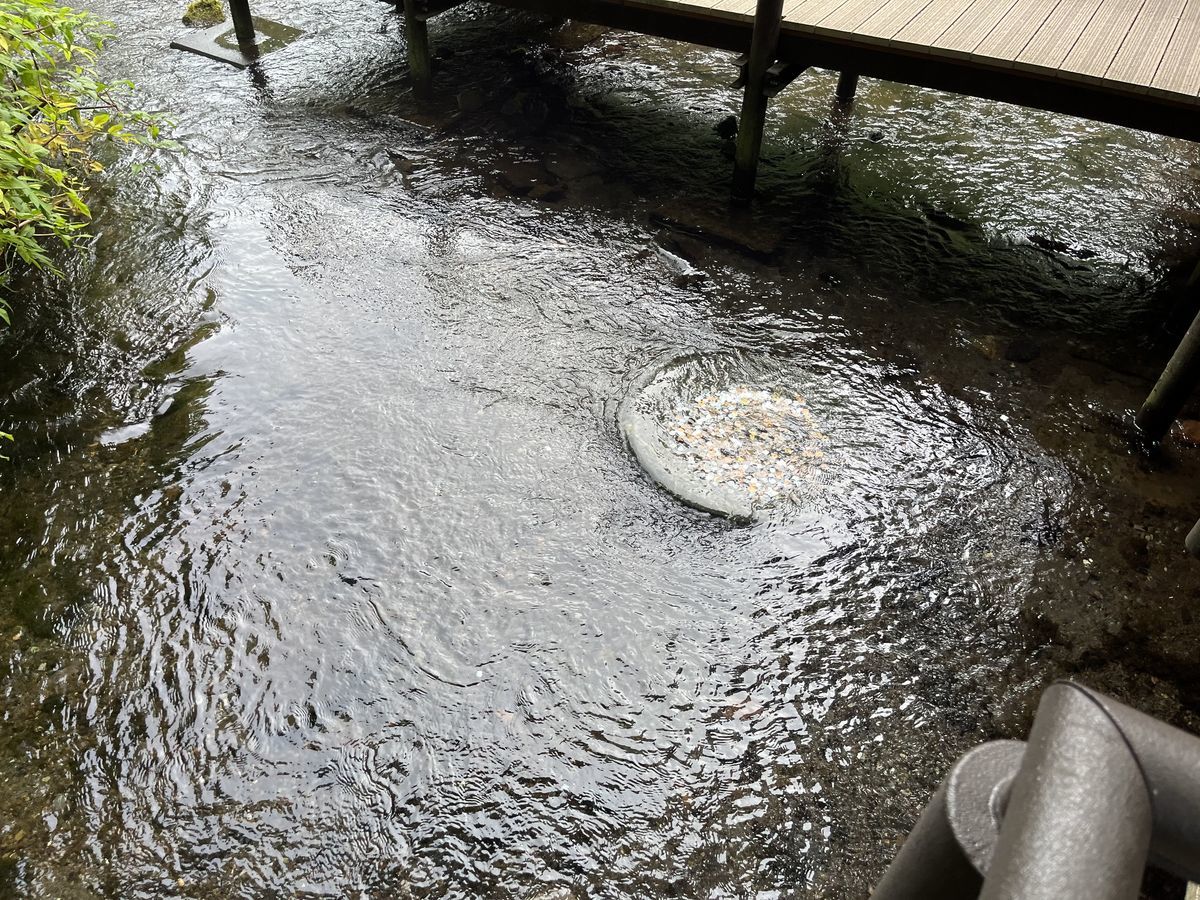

228,0,256,47
402,0,433,104
1137,306,1200,441
836,71,859,103
732,0,785,198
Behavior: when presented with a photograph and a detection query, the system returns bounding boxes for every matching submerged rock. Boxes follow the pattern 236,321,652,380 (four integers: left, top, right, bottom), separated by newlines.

925,207,973,232
544,151,600,182
549,21,610,51
526,888,581,900
650,202,782,261
621,365,827,520
99,422,151,447
497,161,556,196
528,182,566,203
973,335,1002,361
652,240,706,288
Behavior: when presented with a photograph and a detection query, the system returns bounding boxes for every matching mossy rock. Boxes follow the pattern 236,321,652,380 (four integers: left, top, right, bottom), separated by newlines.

182,0,225,27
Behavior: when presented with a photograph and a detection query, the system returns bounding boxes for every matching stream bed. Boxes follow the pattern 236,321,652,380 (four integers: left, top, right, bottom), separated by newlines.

2,2,1200,897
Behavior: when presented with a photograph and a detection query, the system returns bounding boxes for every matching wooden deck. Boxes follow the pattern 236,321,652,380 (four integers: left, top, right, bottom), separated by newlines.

447,0,1200,140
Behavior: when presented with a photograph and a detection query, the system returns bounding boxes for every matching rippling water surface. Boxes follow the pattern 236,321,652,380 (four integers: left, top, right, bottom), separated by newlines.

3,2,1200,897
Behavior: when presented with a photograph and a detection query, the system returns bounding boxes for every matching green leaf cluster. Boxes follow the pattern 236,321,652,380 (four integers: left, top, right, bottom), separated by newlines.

0,0,178,292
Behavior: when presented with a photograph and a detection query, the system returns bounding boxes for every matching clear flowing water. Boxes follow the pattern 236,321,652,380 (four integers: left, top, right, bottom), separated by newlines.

3,2,1200,898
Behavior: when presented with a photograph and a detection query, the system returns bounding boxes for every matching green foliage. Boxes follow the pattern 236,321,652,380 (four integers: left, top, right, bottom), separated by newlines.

0,0,178,290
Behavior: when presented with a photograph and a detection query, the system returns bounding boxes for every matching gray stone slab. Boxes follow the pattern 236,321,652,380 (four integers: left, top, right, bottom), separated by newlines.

170,17,302,68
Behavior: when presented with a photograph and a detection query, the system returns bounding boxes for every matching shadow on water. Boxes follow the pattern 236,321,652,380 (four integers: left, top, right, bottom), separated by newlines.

1,1,1200,898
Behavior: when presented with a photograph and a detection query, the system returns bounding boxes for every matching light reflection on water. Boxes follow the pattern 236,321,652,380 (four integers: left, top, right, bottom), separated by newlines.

1,2,1199,898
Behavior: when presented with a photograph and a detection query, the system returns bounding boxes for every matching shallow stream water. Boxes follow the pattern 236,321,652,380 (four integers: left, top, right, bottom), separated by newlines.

3,2,1200,897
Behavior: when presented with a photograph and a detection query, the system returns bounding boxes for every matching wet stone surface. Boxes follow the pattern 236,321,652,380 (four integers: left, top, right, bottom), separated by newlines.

640,385,827,516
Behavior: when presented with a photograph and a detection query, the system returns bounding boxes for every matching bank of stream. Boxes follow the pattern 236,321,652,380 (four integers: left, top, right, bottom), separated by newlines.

2,2,1200,897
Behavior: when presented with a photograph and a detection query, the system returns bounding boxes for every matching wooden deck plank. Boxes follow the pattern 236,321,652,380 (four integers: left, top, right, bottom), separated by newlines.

783,0,855,28
1060,0,1149,79
855,0,937,41
934,0,1022,54
1106,0,1186,88
892,0,979,47
973,0,1062,62
708,0,756,13
1015,0,1105,71
1151,0,1200,95
815,0,896,34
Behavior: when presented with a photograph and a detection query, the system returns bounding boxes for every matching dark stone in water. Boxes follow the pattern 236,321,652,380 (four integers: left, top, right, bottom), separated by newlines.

1028,233,1071,253
869,130,884,142
658,232,709,265
1027,233,1096,259
925,208,972,231
387,151,419,175
715,115,738,140
1005,337,1042,363
497,161,559,197
650,201,782,261
544,151,600,182
529,182,566,203
549,21,610,51
654,245,707,288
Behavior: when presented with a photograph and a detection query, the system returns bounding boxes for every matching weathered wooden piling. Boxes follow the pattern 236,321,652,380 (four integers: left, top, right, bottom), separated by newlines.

732,0,785,198
403,0,434,104
1137,307,1200,441
836,71,859,102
